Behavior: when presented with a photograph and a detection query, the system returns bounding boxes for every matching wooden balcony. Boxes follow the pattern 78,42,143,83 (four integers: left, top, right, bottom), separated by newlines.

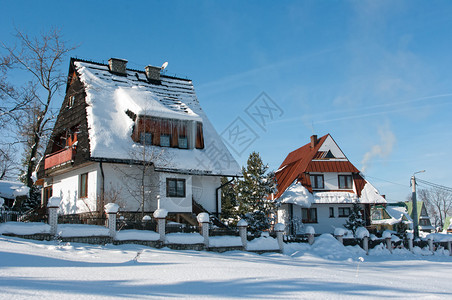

44,147,75,170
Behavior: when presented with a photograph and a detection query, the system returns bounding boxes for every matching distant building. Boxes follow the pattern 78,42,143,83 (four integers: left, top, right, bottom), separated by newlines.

405,201,435,233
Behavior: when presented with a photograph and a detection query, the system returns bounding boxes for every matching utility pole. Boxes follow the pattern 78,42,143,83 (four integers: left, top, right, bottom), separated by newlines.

411,170,425,239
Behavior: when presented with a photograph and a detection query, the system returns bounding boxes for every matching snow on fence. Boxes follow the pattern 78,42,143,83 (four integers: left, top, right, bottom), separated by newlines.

1,206,452,256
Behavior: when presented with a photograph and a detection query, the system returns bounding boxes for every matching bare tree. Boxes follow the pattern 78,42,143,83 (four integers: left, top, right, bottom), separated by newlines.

0,144,17,180
1,28,76,203
418,187,452,228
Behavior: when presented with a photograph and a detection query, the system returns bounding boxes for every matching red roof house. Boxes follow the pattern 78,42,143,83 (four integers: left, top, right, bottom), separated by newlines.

274,134,386,235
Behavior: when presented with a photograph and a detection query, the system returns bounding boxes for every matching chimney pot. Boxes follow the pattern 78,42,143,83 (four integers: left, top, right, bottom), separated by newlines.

310,135,318,148
108,58,128,75
145,65,161,81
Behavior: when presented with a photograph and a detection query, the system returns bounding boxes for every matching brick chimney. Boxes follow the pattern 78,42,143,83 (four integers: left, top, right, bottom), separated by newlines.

310,135,318,148
145,65,161,81
108,58,128,75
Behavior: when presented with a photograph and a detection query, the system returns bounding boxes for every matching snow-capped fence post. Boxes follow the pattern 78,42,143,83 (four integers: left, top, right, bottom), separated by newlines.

447,241,452,256
383,231,392,254
356,227,370,255
334,228,345,244
104,203,119,239
197,213,210,248
305,226,315,245
274,223,285,252
153,209,168,242
407,232,414,253
47,196,61,237
237,219,248,250
428,235,434,253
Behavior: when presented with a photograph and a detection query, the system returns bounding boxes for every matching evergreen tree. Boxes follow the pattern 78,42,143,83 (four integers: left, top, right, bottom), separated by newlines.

344,203,365,235
220,176,239,225
235,152,277,236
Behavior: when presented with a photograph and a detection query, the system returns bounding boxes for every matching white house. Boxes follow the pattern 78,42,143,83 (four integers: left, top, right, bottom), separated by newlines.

37,58,240,223
274,134,387,235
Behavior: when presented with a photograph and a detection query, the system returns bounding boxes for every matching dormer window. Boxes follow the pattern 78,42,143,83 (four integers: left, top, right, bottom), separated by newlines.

160,134,171,147
178,136,188,149
131,116,204,150
140,132,152,145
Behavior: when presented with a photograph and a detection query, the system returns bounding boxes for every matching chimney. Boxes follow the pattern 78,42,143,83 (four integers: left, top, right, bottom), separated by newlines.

145,65,161,81
108,58,128,75
310,135,318,148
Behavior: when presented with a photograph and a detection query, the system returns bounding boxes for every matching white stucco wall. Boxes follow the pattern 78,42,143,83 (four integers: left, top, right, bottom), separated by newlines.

192,175,221,214
52,164,98,215
158,172,192,213
101,163,158,212
277,203,356,235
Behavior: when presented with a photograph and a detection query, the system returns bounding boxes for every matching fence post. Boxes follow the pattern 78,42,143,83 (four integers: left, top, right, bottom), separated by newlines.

428,236,434,253
197,213,210,247
153,209,168,242
407,232,414,253
237,219,248,250
274,223,285,252
334,228,344,244
447,241,452,256
47,196,61,237
104,203,119,239
382,231,392,253
305,226,315,245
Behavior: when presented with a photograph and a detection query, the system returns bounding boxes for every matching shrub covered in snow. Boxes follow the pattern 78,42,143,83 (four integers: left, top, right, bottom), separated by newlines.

344,203,365,235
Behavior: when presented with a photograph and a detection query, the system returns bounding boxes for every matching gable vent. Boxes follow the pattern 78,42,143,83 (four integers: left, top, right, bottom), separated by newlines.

108,58,128,75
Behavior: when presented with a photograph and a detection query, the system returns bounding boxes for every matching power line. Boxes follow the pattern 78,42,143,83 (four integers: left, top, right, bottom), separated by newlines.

362,174,409,188
416,178,452,193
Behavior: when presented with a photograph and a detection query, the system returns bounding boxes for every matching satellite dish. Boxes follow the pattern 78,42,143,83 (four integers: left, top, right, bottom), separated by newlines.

161,61,168,70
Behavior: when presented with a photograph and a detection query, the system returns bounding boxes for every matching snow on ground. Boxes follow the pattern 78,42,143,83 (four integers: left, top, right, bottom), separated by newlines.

0,235,451,299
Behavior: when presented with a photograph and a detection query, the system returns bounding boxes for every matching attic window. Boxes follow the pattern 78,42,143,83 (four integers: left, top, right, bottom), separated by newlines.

68,95,75,108
131,116,204,150
160,134,171,147
324,150,335,159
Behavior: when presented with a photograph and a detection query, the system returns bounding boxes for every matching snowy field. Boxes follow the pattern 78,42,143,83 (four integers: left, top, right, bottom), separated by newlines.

0,235,451,299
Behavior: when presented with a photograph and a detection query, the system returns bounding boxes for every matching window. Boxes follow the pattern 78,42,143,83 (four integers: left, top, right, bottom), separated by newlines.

329,207,335,218
140,132,153,145
178,136,188,149
419,219,431,226
166,178,185,197
43,186,53,206
68,95,75,108
160,134,171,147
338,207,351,217
338,175,353,189
79,173,88,198
302,208,318,223
310,174,324,189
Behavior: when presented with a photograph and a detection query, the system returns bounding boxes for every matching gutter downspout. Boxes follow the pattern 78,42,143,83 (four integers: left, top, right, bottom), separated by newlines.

215,177,235,218
99,161,105,217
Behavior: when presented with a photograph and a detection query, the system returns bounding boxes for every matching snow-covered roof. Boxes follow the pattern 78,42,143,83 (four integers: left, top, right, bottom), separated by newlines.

372,206,412,226
74,60,240,176
279,179,386,206
0,180,29,199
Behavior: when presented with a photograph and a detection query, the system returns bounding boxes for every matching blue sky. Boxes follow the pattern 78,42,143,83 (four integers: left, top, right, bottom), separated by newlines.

1,0,452,202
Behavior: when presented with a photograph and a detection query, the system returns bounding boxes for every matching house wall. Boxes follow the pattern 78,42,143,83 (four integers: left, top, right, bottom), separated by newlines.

100,163,158,213
52,164,98,215
310,204,353,234
309,172,355,191
157,172,192,213
277,203,355,235
192,175,221,214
